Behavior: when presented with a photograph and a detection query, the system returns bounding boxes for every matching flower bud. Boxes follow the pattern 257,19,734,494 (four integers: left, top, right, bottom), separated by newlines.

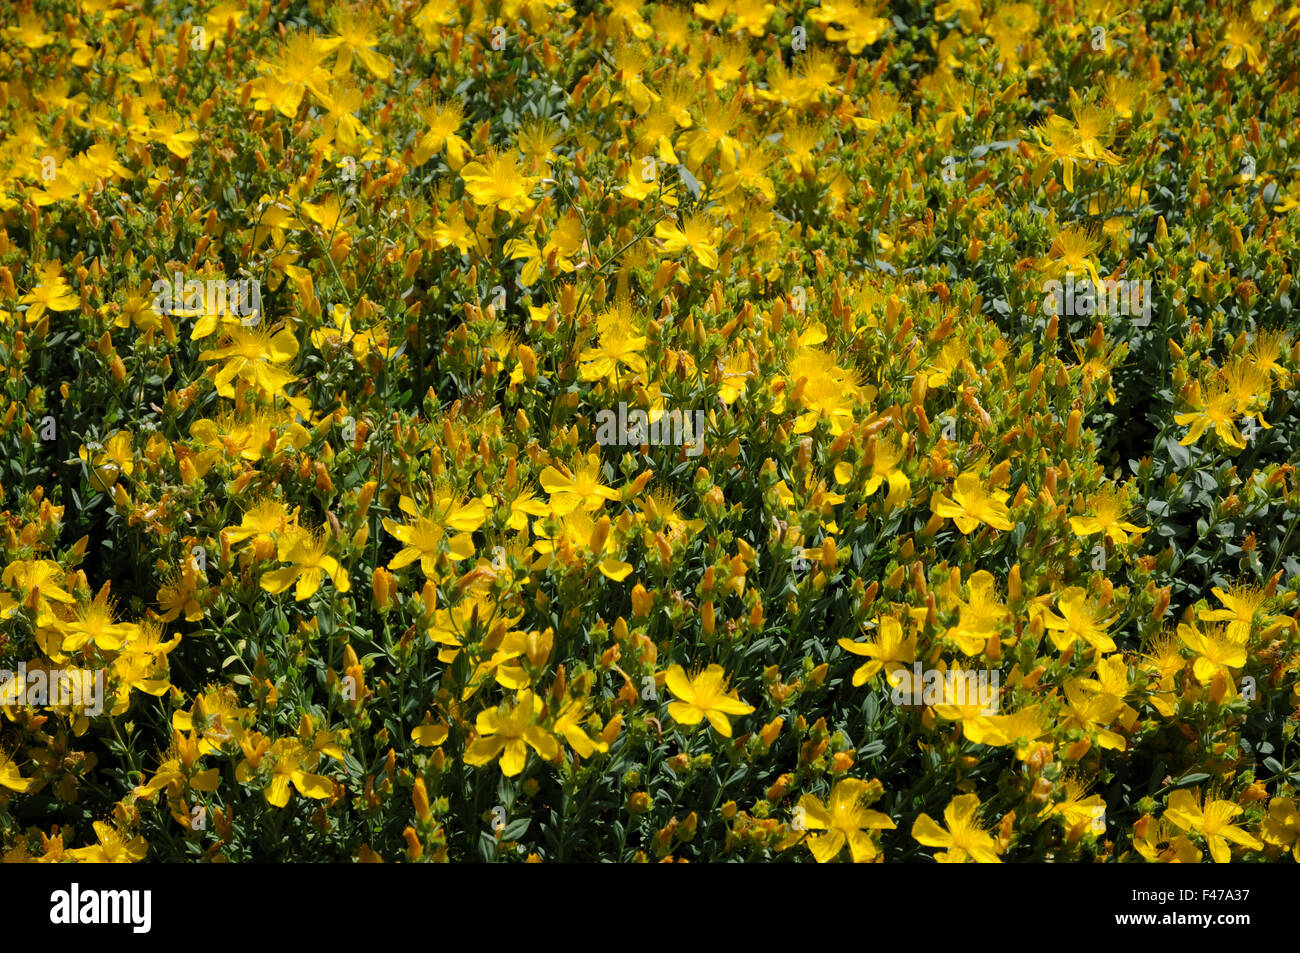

413,778,431,822
631,583,653,619
372,566,395,610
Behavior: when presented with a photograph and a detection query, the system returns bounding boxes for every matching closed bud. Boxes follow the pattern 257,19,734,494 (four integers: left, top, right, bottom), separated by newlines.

590,515,611,553
821,537,837,569
356,480,378,520
601,713,623,747
766,773,792,801
1064,737,1092,761
518,345,537,378
402,826,422,860
760,717,783,747
526,628,554,667
413,778,431,821
631,583,653,619
373,566,395,609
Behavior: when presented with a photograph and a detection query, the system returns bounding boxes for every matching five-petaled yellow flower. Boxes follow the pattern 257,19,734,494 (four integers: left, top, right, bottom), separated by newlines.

260,526,351,601
796,778,896,862
912,793,1003,863
1163,788,1262,863
931,471,1014,534
663,664,754,737
464,691,559,777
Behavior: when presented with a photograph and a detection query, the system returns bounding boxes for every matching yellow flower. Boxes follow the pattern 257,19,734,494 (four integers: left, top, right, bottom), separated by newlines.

1163,788,1262,863
464,691,559,776
611,43,659,114
792,364,864,436
223,499,294,556
663,664,754,737
0,750,33,793
1175,381,1246,449
780,120,822,175
1068,485,1147,545
930,471,1014,534
1059,678,1126,751
30,164,83,206
942,570,1007,656
538,455,622,514
311,304,398,362
553,697,608,759
261,31,333,117
655,214,720,270
926,340,965,388
5,14,55,49
65,821,148,863
382,493,485,575
819,2,891,53
257,738,336,807
173,688,253,756
412,99,469,167
198,327,302,403
260,526,351,601
912,793,1002,863
1039,586,1118,653
428,588,525,664
796,778,896,862
190,410,308,463
18,275,79,322
532,510,633,581
579,305,648,381
133,751,220,803
3,560,75,617
112,646,173,711
1030,120,1086,193
460,149,540,216
1197,584,1274,643
57,596,138,653
861,434,911,509
1078,654,1138,731
78,430,135,491
152,114,200,159
961,705,1052,761
1261,797,1300,861
201,1,248,46
316,6,392,80
1177,622,1246,685
1219,17,1265,70
1133,816,1202,863
837,615,915,686
716,351,756,405
1039,775,1107,834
